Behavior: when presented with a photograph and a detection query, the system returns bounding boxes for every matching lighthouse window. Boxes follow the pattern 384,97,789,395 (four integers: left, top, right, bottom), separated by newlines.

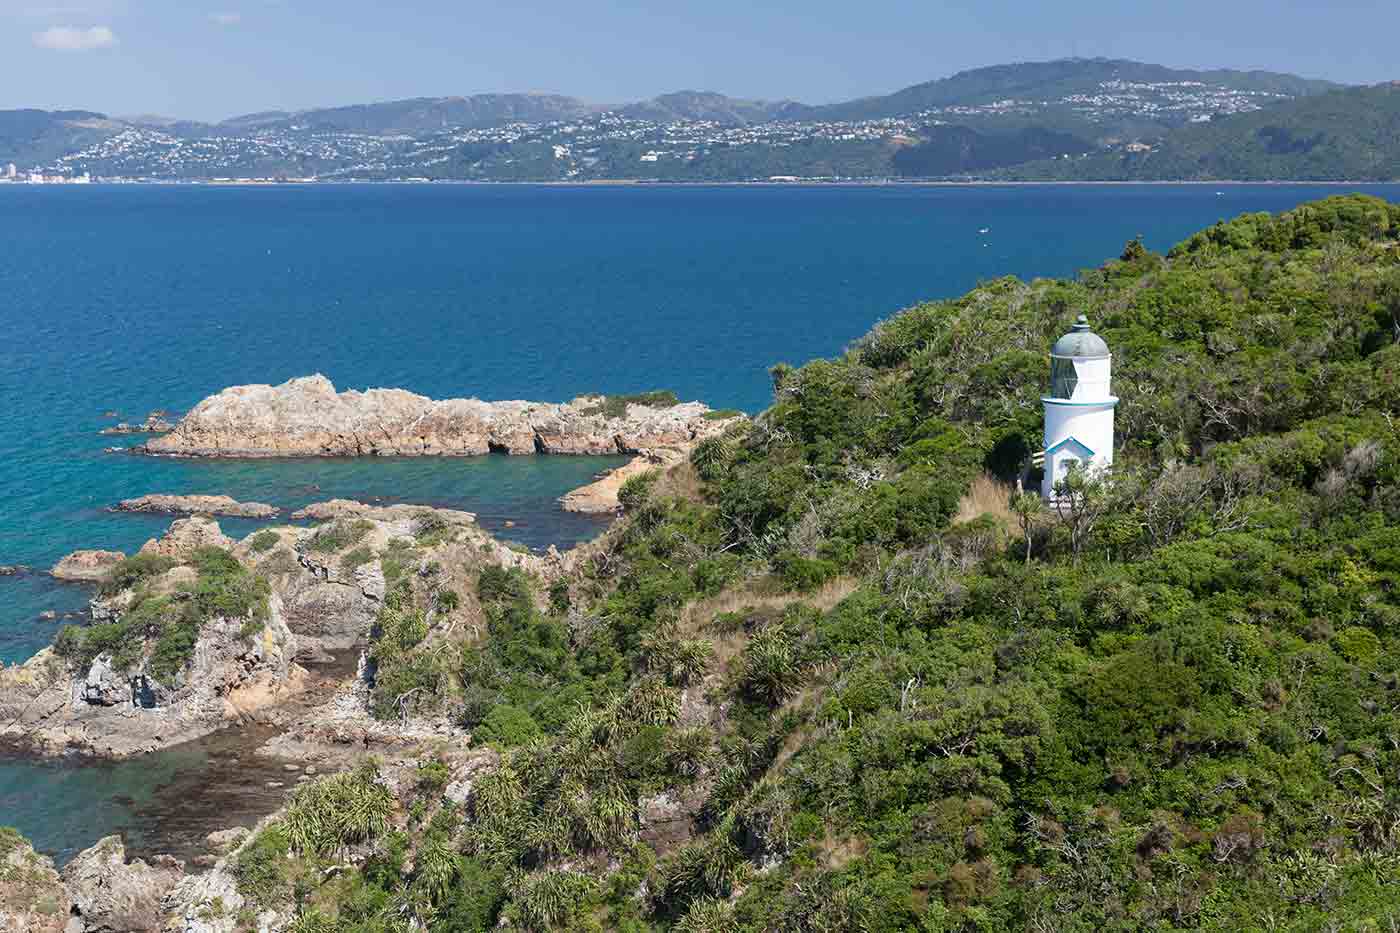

1051,357,1078,398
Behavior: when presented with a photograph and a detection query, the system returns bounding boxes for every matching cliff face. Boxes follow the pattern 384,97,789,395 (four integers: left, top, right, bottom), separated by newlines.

141,375,735,458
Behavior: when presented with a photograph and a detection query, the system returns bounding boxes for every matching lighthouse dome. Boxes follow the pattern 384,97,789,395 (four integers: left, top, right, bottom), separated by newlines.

1051,315,1110,359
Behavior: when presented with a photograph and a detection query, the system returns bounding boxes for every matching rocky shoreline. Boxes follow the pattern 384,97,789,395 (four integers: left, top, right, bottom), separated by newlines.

1,378,744,931
137,374,739,458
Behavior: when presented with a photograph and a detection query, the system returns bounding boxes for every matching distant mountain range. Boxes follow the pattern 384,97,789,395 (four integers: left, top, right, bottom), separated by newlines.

1,58,1394,182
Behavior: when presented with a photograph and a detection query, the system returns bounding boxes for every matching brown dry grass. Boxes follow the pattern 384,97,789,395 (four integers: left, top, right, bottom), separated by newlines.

954,473,1016,533
653,458,704,504
680,575,859,633
820,832,870,870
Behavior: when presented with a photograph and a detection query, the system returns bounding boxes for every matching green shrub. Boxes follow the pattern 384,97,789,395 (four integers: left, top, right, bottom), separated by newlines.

737,625,803,705
233,823,290,908
478,565,531,605
580,390,681,420
475,704,541,747
340,545,374,574
306,519,373,553
773,551,838,592
282,763,393,858
618,470,660,512
416,756,452,795
248,530,280,553
99,552,178,597
436,588,461,613
690,436,737,482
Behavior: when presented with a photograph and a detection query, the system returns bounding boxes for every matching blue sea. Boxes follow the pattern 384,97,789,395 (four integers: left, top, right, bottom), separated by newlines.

3,182,1399,862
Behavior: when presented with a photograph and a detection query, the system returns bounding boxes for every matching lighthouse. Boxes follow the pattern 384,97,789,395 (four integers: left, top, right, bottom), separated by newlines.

1042,315,1117,499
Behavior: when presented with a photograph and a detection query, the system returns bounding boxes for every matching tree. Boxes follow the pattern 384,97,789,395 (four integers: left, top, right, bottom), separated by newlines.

1052,464,1115,565
1010,480,1042,565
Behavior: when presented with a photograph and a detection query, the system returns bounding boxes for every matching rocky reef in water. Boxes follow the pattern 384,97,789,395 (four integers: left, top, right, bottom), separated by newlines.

139,374,740,458
111,494,280,519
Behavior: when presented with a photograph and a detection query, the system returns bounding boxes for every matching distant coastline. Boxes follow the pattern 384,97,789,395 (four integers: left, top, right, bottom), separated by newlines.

2,178,1397,188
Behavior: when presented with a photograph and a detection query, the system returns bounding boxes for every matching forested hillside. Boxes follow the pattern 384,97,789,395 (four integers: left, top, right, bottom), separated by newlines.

12,196,1400,931
171,194,1400,931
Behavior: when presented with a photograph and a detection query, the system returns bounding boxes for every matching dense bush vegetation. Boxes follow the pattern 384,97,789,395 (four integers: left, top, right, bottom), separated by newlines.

235,196,1400,930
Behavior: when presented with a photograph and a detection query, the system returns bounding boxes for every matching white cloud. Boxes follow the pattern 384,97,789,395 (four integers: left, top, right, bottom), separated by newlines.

32,24,117,49
210,11,239,26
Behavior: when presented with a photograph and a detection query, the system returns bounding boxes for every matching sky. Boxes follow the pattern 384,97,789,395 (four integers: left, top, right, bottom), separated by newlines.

0,0,1397,121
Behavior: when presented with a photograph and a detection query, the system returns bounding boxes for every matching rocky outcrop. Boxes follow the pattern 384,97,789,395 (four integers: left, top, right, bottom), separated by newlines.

2,523,304,758
51,550,126,582
140,375,739,458
112,495,279,519
136,517,234,561
288,499,475,525
639,787,708,853
100,412,176,436
0,592,302,758
560,447,685,513
62,836,182,933
0,830,69,933
0,565,29,577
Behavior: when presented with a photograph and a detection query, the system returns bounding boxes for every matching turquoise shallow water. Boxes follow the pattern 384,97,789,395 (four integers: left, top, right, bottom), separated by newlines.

3,182,1400,862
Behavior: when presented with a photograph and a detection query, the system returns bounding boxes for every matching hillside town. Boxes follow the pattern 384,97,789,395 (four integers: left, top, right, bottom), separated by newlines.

4,78,1308,183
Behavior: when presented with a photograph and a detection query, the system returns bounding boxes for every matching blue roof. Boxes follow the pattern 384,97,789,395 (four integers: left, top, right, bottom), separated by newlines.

1051,315,1110,359
1047,436,1095,457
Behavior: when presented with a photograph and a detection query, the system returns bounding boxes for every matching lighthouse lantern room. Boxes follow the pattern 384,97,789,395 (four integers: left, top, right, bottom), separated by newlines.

1042,315,1117,499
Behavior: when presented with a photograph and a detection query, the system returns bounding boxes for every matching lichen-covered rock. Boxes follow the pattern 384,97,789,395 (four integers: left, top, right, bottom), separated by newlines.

141,375,739,458
201,829,248,856
51,550,126,582
137,517,235,561
83,655,131,707
162,861,245,933
113,495,279,520
0,828,69,933
62,836,182,933
638,787,707,853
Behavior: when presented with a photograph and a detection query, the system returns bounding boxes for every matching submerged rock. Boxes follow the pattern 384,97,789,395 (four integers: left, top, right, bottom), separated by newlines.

50,550,126,583
0,564,30,577
113,495,279,520
141,374,740,458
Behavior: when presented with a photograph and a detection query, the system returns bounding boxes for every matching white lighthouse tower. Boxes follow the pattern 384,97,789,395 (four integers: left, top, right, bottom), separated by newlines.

1042,315,1117,499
